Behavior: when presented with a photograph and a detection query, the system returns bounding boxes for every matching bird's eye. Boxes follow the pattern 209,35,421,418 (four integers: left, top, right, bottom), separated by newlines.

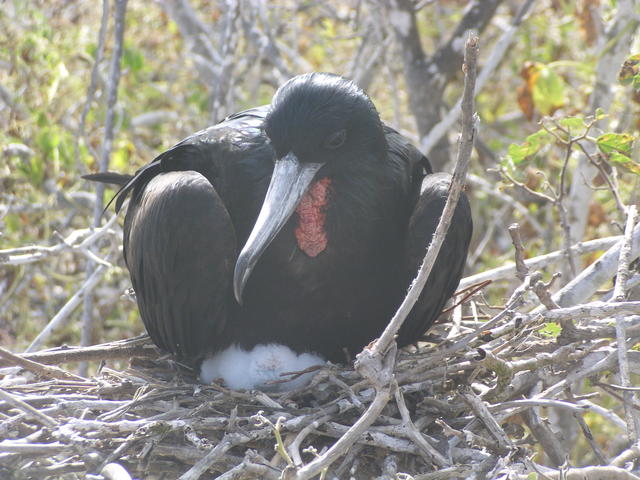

324,129,346,149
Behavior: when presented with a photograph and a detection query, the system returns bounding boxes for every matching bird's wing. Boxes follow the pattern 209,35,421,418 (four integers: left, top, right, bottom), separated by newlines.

382,124,432,227
117,106,272,362
105,105,270,214
124,170,237,361
382,126,473,345
397,172,473,346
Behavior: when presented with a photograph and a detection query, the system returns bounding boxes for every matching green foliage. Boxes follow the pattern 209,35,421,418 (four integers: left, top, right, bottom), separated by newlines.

506,129,553,165
596,132,634,156
531,63,567,115
596,132,640,175
558,116,586,130
538,322,561,338
123,42,146,73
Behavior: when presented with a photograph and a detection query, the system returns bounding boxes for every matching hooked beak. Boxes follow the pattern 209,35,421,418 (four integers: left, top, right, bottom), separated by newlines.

233,152,324,304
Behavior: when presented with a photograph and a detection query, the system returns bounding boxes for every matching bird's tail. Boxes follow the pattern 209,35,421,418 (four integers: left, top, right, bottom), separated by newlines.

82,171,133,186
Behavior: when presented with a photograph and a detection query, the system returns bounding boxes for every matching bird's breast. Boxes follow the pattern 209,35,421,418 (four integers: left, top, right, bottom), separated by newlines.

294,176,332,257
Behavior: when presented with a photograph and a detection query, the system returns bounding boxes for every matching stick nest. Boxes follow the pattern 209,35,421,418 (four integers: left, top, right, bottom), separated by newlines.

2,292,640,480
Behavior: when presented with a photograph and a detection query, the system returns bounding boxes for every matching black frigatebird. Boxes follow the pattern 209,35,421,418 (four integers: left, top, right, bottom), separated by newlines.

89,73,473,390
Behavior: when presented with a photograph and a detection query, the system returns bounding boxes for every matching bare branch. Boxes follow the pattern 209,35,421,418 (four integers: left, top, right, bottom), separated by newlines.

421,0,536,156
549,221,640,309
372,34,478,357
460,235,626,289
82,0,128,375
27,265,110,353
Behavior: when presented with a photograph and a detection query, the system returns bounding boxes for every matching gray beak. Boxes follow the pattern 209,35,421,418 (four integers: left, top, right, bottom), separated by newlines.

233,152,324,304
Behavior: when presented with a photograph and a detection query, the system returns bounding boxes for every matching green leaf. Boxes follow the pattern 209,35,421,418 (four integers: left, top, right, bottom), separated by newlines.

531,65,566,115
111,141,134,171
507,129,551,164
596,132,634,156
609,151,640,176
594,108,607,121
539,322,561,338
123,45,145,72
558,116,584,130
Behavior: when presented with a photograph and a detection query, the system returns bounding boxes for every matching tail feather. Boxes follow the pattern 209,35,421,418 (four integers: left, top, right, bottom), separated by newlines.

82,171,133,186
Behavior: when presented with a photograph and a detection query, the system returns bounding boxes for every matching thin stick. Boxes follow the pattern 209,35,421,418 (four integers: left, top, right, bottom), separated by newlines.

421,0,536,155
508,223,529,281
76,0,110,170
82,0,129,376
613,206,638,302
613,205,640,442
0,213,119,266
292,383,392,479
0,388,58,428
460,235,625,289
0,337,156,368
372,34,479,358
26,265,109,353
0,347,86,382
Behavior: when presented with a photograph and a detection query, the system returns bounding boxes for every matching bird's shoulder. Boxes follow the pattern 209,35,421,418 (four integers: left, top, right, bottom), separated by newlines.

111,106,273,213
382,123,432,208
383,124,432,176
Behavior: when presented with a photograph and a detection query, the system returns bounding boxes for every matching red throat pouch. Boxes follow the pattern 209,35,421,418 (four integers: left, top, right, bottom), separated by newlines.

294,177,331,257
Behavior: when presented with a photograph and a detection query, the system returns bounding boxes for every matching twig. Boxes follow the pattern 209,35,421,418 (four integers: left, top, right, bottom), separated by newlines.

0,336,156,368
461,390,513,453
215,452,280,480
613,206,638,302
0,442,70,454
541,466,640,480
0,388,58,428
288,414,333,467
25,265,110,353
508,223,529,281
82,0,128,376
394,386,449,467
291,344,397,479
420,0,536,155
522,401,565,466
0,347,85,382
460,235,626,289
178,427,273,480
372,34,479,357
76,0,110,171
613,205,640,442
564,390,607,465
549,221,640,309
0,214,119,266
531,272,561,311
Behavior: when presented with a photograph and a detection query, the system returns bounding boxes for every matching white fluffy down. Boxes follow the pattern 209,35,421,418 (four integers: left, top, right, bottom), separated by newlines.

200,344,325,391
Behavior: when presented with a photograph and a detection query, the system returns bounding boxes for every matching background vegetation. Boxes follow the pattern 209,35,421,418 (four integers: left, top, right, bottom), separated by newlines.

1,0,640,477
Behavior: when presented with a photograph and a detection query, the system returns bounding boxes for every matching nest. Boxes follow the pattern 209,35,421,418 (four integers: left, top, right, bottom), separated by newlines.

2,281,640,480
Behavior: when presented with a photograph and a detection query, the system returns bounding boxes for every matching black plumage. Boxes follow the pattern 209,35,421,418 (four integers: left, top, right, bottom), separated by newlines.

92,73,473,369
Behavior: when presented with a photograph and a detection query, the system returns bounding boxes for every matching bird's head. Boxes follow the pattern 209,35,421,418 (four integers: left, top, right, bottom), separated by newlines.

233,73,387,304
264,73,386,165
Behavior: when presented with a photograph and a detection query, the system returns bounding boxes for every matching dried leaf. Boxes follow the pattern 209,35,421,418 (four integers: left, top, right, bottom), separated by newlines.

619,53,640,89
